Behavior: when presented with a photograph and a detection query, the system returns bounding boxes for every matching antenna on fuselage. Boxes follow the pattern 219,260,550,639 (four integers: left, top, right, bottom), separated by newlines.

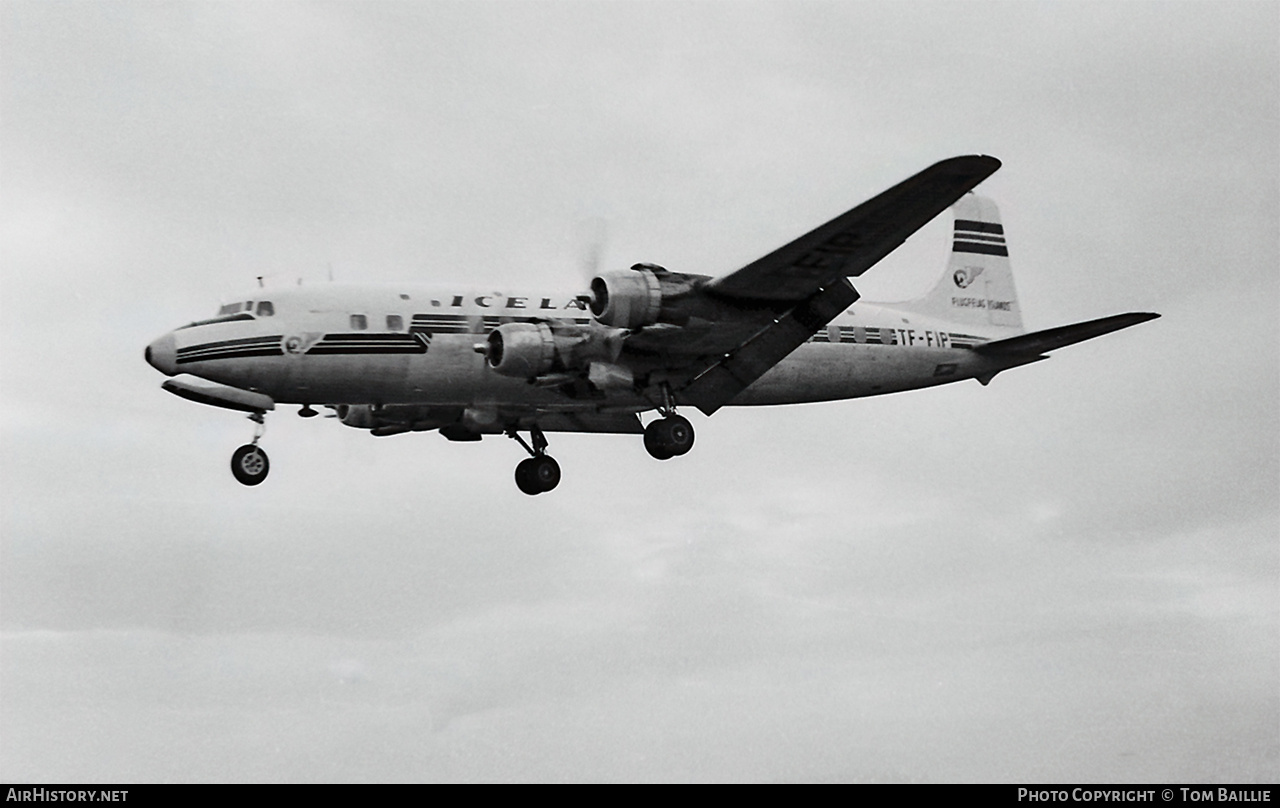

256,276,264,288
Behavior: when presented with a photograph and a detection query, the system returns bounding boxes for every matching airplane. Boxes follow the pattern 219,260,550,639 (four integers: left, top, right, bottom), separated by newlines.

143,155,1159,494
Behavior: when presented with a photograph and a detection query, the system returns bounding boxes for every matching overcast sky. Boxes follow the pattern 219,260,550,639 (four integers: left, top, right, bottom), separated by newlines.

1,0,1276,783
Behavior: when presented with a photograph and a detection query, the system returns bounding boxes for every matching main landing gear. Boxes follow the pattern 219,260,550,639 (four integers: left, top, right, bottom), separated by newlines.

230,412,270,486
643,385,695,460
507,425,561,495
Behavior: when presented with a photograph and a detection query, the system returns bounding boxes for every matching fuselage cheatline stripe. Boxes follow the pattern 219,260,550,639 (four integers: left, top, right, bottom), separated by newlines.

176,347,283,364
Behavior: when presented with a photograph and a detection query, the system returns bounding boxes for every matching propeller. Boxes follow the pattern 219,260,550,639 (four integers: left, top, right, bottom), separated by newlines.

575,216,609,281
574,217,609,313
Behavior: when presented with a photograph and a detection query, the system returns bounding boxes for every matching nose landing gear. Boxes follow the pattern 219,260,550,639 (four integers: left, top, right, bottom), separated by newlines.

507,425,560,495
230,412,270,486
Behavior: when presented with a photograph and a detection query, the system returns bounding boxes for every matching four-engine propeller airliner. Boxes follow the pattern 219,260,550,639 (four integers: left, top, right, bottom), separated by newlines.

144,156,1158,494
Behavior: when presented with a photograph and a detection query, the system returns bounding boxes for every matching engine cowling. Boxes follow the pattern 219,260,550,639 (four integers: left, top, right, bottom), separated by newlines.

590,267,663,328
486,321,628,381
589,264,712,329
336,403,457,433
337,404,376,429
486,322,559,378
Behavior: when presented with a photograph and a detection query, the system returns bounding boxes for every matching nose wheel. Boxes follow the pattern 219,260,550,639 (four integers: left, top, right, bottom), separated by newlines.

231,444,270,485
231,412,270,486
507,425,560,495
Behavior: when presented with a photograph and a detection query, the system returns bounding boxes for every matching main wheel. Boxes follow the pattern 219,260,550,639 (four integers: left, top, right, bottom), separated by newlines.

644,415,694,459
230,444,270,486
530,455,561,492
660,414,694,456
515,456,561,494
644,424,674,460
515,457,541,495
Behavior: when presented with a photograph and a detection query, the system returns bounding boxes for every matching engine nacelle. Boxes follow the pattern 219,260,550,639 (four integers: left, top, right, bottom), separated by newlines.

337,404,377,429
336,403,458,433
590,268,663,328
589,264,710,329
486,322,559,378
486,321,627,380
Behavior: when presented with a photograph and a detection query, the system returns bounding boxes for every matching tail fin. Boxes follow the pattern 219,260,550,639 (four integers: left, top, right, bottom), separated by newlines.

904,194,1024,332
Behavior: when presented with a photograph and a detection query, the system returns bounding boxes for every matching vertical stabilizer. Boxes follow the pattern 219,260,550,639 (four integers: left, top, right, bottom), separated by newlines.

904,194,1024,332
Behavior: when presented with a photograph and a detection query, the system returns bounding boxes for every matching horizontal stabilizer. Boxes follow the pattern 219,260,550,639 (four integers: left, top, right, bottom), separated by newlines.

162,375,275,413
974,312,1160,357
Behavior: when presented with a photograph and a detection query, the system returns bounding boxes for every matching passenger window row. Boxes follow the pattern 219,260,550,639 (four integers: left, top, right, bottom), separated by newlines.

349,314,404,331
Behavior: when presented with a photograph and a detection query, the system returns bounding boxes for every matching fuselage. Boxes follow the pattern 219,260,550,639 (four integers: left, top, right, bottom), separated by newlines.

145,282,1017,414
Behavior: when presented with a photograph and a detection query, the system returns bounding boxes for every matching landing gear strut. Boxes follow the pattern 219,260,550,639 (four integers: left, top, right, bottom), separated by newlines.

644,383,695,460
507,425,560,495
230,412,270,486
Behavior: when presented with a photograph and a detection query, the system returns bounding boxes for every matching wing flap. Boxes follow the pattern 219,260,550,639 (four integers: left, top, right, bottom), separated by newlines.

974,312,1160,357
707,155,1001,302
680,279,860,415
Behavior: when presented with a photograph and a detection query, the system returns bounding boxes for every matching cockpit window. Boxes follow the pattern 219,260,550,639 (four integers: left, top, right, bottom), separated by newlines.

218,302,244,316
178,312,255,330
256,301,274,316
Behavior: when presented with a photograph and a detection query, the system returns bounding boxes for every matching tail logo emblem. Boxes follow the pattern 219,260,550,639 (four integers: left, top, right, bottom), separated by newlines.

953,267,985,289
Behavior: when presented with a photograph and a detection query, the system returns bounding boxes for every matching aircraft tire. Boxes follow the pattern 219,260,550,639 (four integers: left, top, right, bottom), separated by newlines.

231,444,270,486
515,458,541,495
530,456,561,492
644,416,693,459
661,414,694,456
643,425,674,460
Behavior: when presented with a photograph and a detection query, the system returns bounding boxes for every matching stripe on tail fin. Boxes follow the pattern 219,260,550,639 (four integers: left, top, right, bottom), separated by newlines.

904,194,1024,332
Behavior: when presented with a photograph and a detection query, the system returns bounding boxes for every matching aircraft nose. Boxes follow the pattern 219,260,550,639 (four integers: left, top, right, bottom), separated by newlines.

145,333,177,376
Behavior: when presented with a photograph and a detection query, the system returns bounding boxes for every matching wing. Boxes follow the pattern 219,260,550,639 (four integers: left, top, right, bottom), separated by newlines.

646,156,1001,413
706,155,1001,303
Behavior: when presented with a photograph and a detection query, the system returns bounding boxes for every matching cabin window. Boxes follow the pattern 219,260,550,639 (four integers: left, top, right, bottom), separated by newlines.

386,314,403,331
350,314,368,330
256,301,274,317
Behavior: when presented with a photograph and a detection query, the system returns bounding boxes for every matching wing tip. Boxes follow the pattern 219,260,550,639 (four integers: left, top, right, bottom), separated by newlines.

936,154,1002,175
1116,311,1162,327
